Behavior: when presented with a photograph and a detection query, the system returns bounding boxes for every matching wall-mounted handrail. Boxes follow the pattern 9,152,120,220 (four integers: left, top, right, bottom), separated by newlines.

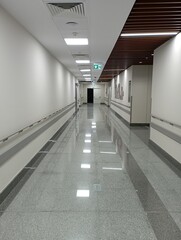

151,115,181,129
0,102,75,144
111,100,131,109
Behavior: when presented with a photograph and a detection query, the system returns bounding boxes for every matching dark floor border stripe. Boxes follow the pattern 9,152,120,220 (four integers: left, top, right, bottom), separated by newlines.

103,106,181,239
0,112,76,207
126,150,181,240
130,123,150,127
151,122,181,144
0,103,75,166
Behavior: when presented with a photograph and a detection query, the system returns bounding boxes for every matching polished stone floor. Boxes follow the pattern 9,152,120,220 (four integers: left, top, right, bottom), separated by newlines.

0,104,181,239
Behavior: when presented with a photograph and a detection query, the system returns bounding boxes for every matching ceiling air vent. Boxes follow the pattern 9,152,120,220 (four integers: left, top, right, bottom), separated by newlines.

47,2,85,16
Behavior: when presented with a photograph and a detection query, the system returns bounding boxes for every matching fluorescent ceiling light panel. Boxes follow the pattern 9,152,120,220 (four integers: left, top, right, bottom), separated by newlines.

92,122,96,125
80,69,91,72
64,38,88,45
100,151,117,154
83,74,91,77
76,60,90,64
92,126,96,129
76,190,90,197
83,149,91,153
102,167,122,170
85,134,91,137
85,78,91,80
85,139,91,143
121,32,178,37
81,164,91,169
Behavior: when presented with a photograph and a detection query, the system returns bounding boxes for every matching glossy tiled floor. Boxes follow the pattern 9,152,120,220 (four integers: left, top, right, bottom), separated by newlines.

0,104,181,239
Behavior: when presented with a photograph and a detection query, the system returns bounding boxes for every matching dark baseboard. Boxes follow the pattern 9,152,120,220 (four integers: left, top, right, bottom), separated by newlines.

0,113,75,207
130,123,150,127
149,139,181,176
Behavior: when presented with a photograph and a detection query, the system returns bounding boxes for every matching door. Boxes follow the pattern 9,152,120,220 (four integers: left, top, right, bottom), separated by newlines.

87,88,94,103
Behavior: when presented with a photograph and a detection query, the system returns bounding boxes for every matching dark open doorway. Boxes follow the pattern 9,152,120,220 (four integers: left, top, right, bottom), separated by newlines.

87,88,94,103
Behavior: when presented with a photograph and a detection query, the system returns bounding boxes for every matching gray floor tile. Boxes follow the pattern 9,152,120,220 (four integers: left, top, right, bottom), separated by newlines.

1,105,181,239
97,189,143,212
98,211,157,240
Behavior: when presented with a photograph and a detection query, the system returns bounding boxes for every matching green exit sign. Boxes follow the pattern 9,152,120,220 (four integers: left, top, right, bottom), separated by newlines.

93,63,102,70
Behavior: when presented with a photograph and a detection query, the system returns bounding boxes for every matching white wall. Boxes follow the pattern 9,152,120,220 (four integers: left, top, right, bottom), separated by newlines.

0,7,76,193
110,66,132,123
131,65,152,124
110,65,152,125
151,33,181,163
0,7,76,141
104,83,111,106
81,83,105,104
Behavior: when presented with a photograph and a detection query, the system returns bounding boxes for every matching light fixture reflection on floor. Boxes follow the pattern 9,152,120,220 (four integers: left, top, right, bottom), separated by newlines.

85,134,91,137
83,149,91,153
76,190,90,197
81,164,91,169
102,167,122,170
100,151,116,154
85,139,91,143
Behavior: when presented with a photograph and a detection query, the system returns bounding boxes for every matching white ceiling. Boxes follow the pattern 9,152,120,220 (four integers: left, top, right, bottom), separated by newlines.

0,0,135,82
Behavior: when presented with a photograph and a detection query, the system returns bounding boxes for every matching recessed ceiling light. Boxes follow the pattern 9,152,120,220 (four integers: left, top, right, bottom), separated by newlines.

139,61,142,64
92,122,96,125
85,139,91,143
76,60,90,64
80,69,91,72
76,190,90,197
83,74,91,77
85,78,91,80
121,32,178,37
92,126,96,129
64,38,88,45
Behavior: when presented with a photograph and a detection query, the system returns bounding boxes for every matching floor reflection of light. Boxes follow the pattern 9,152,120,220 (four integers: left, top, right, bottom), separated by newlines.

85,139,91,143
81,164,91,169
102,167,122,170
85,134,91,137
76,190,90,197
83,149,91,153
100,151,116,154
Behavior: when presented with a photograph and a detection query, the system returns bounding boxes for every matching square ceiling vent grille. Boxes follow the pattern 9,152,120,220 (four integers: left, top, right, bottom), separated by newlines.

47,2,85,16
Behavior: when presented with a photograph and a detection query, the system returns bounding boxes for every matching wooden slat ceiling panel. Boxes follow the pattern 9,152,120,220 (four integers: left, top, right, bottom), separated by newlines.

99,0,181,82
